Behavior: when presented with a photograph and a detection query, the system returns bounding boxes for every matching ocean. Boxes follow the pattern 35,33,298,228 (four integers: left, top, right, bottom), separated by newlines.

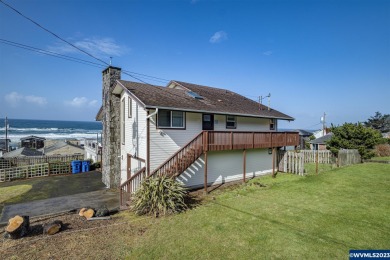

0,118,102,146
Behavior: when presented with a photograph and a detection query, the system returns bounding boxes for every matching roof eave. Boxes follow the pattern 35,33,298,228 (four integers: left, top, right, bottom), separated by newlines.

144,105,294,121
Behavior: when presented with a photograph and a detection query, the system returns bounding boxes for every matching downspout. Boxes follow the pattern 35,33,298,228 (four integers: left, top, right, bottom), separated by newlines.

146,108,158,119
146,108,158,176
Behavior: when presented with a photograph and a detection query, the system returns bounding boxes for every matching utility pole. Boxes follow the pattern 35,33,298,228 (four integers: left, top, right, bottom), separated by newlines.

322,112,326,136
5,117,8,152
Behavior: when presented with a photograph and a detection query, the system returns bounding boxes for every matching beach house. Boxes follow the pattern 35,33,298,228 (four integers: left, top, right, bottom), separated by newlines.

97,67,299,203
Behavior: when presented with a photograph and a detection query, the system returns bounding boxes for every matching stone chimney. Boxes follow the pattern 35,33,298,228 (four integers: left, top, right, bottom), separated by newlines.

101,66,121,188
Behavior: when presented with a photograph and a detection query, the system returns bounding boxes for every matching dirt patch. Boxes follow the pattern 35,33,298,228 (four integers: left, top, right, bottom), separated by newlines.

0,210,148,259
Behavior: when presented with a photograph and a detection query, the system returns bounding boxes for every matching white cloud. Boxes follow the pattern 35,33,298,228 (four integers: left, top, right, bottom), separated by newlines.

48,37,129,57
65,97,98,108
5,92,23,106
263,50,273,56
24,95,47,106
209,31,227,43
5,92,47,106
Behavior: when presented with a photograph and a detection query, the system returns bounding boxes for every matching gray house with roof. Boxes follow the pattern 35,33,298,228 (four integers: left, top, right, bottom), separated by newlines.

97,67,299,202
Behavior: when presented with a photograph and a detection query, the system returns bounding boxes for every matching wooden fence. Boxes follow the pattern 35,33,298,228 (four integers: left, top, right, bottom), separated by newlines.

0,162,72,182
277,149,361,176
338,149,361,166
299,150,335,164
278,151,304,175
0,154,84,169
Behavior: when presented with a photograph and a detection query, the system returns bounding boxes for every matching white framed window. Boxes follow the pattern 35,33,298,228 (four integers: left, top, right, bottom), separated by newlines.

128,97,132,118
157,110,185,129
270,119,276,130
226,115,237,129
121,98,125,144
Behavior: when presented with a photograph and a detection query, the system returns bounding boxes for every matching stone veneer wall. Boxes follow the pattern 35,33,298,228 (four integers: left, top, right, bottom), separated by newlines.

102,66,121,188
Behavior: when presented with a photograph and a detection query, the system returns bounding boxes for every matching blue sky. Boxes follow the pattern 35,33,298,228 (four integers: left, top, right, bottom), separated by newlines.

0,0,389,130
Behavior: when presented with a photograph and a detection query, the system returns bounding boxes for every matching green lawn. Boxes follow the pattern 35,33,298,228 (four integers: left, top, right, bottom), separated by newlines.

123,163,390,259
371,156,390,161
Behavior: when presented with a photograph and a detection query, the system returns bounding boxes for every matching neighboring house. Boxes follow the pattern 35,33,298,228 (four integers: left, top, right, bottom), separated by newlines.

42,141,84,156
97,66,299,190
2,147,43,158
310,133,333,150
293,129,313,149
84,138,102,162
20,136,46,149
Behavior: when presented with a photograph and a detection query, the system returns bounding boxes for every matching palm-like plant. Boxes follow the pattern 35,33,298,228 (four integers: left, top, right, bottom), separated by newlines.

132,175,188,217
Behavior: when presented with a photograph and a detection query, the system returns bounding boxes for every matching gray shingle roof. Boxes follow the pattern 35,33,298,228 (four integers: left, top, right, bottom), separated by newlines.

310,133,333,144
117,80,294,120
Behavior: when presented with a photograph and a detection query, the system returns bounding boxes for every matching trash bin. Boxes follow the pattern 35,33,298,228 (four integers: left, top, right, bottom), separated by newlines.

71,160,82,174
82,160,91,172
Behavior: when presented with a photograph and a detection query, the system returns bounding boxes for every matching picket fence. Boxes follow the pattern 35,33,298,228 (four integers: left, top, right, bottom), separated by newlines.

278,149,361,175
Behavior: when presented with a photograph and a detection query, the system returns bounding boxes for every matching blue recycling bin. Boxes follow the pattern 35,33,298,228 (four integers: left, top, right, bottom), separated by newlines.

82,160,91,172
71,160,82,174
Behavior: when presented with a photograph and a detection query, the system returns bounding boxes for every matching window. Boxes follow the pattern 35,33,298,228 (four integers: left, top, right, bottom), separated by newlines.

121,98,125,144
270,119,276,130
157,110,185,129
128,97,132,118
226,115,237,129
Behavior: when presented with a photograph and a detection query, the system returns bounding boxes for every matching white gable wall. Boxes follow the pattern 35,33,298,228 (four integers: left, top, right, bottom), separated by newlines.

120,92,147,184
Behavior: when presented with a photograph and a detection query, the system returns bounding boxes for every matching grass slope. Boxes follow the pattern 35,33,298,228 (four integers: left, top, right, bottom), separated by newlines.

127,163,390,259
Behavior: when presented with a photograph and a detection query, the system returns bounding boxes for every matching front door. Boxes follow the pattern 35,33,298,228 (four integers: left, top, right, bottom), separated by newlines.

202,114,214,130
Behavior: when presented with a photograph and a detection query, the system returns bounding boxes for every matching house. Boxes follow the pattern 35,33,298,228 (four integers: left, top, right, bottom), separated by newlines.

2,147,43,158
84,138,102,162
293,129,313,149
42,140,84,156
20,136,46,149
310,133,333,150
97,66,299,195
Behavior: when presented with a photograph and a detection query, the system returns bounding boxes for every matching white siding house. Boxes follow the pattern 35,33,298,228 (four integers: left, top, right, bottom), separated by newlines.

98,66,299,201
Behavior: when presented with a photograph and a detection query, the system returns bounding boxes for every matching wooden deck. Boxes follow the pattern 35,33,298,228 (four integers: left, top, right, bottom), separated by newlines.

120,130,299,206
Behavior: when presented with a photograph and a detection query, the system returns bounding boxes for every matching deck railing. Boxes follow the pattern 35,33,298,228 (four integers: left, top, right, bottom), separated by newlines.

120,166,147,207
205,131,299,151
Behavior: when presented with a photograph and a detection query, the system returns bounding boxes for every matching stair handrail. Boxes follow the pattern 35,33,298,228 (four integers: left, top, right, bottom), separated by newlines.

149,131,205,177
120,166,146,206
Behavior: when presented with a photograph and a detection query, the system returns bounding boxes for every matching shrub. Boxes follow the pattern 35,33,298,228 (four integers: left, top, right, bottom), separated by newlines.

132,175,188,217
374,144,390,157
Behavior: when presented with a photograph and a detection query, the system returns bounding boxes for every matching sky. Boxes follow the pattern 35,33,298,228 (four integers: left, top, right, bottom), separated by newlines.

0,0,389,130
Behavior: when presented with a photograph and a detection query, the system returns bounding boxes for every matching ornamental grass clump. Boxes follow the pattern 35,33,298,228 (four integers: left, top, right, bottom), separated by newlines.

132,175,188,217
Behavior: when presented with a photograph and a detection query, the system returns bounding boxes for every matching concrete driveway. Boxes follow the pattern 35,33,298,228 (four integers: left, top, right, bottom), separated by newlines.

0,171,119,225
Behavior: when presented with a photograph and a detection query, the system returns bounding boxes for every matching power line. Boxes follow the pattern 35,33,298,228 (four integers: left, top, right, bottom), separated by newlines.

1,0,172,86
0,0,110,66
0,39,105,68
0,38,170,84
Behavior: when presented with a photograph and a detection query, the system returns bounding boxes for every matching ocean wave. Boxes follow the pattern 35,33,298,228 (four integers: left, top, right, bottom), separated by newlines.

0,127,60,132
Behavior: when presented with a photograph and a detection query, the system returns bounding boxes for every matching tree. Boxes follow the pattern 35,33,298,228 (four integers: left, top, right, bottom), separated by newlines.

364,112,390,133
327,122,386,160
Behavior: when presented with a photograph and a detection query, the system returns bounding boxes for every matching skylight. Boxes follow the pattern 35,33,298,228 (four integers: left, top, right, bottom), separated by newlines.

187,91,203,99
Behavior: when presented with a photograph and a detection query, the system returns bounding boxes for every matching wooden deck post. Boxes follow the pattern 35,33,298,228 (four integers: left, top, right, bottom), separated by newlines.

243,149,246,182
204,151,208,194
272,147,276,178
